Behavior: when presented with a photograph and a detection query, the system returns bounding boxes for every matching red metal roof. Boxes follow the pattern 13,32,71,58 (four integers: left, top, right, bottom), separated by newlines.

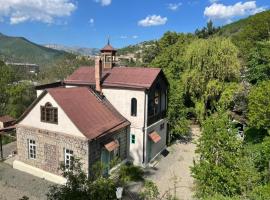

101,44,116,52
47,87,129,140
65,67,96,84
0,115,15,123
65,66,162,89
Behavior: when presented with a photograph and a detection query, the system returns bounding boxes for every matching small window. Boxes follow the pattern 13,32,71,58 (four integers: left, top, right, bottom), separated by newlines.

41,102,58,124
28,139,36,159
131,134,135,144
131,98,137,116
64,149,74,169
160,123,165,130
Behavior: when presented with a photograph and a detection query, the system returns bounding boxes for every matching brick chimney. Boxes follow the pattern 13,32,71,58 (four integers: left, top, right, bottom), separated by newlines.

95,56,102,93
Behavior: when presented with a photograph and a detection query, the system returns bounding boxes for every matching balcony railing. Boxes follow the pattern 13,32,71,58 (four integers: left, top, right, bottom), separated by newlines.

147,110,166,126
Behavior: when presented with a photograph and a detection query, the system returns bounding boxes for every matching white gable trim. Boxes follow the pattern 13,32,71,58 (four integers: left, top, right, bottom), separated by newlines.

20,93,86,139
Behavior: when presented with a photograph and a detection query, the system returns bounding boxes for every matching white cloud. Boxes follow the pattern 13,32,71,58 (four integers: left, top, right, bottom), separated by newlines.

120,35,139,39
89,18,94,26
168,3,182,11
95,0,112,6
0,0,76,24
225,19,233,24
138,15,168,27
204,1,266,20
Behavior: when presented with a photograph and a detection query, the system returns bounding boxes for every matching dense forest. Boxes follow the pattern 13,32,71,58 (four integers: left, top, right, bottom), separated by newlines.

135,10,270,199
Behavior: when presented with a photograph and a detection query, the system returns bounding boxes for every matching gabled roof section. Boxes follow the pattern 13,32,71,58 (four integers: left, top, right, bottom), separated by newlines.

47,87,129,140
65,67,96,85
65,66,164,89
17,87,130,140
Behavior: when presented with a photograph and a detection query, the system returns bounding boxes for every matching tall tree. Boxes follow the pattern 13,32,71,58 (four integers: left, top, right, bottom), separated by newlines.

192,112,259,198
248,80,270,131
0,61,15,116
5,83,36,118
183,37,240,83
247,41,270,84
195,20,220,39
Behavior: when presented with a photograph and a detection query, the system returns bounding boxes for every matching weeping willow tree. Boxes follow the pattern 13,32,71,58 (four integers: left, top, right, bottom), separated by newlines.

183,37,240,83
182,37,241,120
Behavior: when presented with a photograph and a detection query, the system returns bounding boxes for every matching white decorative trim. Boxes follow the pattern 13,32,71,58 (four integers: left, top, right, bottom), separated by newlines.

13,160,67,185
147,118,167,129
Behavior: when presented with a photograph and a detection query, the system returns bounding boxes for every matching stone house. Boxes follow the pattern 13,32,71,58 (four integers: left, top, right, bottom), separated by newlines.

14,87,130,184
14,42,168,183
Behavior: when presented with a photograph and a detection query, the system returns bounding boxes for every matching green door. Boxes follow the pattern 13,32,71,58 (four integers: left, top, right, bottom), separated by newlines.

101,149,110,175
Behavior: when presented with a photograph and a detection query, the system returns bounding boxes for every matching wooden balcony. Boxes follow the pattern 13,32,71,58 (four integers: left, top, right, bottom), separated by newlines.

147,110,166,126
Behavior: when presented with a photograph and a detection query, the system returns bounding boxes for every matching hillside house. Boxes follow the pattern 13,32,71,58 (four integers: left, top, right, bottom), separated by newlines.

14,42,168,184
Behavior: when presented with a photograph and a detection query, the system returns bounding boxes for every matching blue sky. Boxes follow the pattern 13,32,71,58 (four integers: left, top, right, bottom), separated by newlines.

0,0,268,48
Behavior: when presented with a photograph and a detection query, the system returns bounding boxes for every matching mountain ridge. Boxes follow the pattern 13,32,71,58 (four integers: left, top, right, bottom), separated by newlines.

0,33,71,67
44,44,100,56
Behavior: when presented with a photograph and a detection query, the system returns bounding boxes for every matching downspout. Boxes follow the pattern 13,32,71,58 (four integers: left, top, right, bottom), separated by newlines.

143,90,148,165
88,139,91,178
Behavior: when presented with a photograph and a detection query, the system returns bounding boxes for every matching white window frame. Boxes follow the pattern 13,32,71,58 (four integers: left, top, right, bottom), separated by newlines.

28,139,36,159
64,148,74,169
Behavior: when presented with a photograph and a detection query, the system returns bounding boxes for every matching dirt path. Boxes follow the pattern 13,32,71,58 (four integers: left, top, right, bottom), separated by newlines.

0,162,53,200
146,124,201,200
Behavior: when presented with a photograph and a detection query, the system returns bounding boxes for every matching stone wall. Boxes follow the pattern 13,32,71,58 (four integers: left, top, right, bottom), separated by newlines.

16,125,89,176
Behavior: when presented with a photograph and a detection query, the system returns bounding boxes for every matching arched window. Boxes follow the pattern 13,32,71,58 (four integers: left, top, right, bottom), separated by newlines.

131,98,137,116
41,102,58,124
45,102,52,107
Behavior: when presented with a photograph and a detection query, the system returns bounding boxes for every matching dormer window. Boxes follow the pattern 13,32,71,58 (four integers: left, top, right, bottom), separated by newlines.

131,98,137,116
41,102,58,124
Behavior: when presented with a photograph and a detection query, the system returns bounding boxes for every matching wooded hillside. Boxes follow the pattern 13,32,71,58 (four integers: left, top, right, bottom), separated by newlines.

120,10,270,199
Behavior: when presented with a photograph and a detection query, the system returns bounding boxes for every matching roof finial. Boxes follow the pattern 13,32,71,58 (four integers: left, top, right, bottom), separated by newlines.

107,35,110,45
